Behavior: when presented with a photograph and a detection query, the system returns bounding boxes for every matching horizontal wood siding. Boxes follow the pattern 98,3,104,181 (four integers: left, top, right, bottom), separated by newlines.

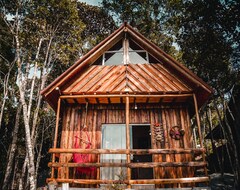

59,103,194,187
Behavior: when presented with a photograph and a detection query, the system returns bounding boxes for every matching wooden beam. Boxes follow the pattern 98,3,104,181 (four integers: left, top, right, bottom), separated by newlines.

47,176,209,185
128,161,207,168
159,97,163,103
60,94,193,99
128,177,209,184
49,148,205,155
193,93,203,147
125,96,131,188
96,98,100,104
51,98,61,178
48,161,207,168
193,93,208,177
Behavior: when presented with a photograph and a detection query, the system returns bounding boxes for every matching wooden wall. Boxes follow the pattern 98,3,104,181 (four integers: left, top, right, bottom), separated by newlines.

58,103,194,187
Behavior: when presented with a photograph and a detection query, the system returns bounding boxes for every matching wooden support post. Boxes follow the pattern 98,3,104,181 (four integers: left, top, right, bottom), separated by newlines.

150,111,157,182
192,94,203,148
51,98,61,179
125,96,131,188
193,94,208,177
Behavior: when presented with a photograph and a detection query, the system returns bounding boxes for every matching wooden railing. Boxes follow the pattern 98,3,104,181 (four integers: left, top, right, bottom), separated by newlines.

47,148,209,187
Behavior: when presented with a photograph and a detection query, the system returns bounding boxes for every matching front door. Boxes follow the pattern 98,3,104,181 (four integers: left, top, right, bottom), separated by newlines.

101,124,153,180
131,125,153,179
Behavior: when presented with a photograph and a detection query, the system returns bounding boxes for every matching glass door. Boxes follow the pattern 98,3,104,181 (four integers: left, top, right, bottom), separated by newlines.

101,124,131,180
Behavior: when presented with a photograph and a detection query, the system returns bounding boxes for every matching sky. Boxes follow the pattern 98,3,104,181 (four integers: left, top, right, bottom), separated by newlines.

80,0,102,6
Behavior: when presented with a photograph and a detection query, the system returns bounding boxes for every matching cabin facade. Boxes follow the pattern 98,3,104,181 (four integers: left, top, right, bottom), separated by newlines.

41,23,213,189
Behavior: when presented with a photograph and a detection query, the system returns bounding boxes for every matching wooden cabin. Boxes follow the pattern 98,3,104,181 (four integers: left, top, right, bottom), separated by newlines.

41,23,213,189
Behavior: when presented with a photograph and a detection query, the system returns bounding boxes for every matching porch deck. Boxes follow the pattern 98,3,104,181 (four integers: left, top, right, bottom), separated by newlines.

47,148,209,189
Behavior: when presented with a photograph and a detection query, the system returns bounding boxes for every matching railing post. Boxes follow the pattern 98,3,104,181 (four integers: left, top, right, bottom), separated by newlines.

192,94,208,177
125,96,131,188
51,97,61,179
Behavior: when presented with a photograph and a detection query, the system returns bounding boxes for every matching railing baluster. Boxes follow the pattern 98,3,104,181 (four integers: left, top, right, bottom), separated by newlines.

47,148,208,186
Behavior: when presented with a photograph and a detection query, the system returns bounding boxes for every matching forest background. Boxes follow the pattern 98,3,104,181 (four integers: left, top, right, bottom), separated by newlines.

0,0,239,189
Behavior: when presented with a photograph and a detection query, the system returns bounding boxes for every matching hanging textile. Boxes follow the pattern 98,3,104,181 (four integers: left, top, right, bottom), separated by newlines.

73,129,96,175
73,102,96,176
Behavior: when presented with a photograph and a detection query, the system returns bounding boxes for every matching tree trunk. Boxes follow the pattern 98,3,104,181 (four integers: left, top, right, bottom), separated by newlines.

0,60,14,129
27,38,43,120
206,107,221,172
213,99,234,174
2,104,22,190
11,158,19,190
220,94,240,187
18,154,28,190
35,125,45,182
15,30,36,190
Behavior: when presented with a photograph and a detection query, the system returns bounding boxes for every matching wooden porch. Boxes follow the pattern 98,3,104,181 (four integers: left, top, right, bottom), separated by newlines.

48,148,209,188
46,94,209,189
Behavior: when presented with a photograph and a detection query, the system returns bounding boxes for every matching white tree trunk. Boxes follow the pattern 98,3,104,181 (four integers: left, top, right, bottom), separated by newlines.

0,58,14,129
15,29,36,190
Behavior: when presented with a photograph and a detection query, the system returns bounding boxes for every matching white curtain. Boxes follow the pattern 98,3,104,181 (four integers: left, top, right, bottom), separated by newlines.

101,124,128,180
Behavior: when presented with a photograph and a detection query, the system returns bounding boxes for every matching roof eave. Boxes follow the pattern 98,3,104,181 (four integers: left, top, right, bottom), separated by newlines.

41,23,127,97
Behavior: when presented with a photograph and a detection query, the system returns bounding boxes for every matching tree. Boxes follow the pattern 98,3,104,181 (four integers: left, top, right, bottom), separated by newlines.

166,1,240,187
0,1,121,189
101,0,177,55
77,2,117,52
0,0,84,189
167,0,239,93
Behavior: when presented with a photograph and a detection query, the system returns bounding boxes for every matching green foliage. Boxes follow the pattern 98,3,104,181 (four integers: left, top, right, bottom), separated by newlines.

167,0,239,93
101,0,175,54
25,0,84,64
77,2,117,52
1,0,239,188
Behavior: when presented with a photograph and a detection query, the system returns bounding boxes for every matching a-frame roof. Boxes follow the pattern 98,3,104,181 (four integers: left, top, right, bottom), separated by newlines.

41,23,213,111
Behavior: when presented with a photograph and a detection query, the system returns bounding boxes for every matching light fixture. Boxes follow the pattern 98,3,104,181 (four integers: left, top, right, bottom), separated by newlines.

124,86,130,92
134,101,137,110
55,87,61,95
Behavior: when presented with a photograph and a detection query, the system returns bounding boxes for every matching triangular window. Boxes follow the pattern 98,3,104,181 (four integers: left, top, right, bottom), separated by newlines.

94,36,158,65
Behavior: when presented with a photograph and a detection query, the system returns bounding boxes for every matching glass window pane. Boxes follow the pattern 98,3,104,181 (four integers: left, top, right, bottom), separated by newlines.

129,51,148,64
101,124,127,180
104,52,123,65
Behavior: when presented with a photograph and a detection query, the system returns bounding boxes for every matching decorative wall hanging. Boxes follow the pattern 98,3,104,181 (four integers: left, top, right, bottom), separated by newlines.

153,123,164,142
73,130,96,175
169,125,185,140
73,102,96,176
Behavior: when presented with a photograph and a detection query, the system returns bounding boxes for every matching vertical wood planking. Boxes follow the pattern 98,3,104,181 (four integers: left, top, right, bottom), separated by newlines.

57,103,195,187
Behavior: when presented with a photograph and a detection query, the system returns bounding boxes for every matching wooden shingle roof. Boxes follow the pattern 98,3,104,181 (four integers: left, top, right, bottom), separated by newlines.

62,64,192,95
41,23,213,111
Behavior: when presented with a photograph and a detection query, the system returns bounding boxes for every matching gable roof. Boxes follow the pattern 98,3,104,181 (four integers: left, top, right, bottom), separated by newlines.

62,63,192,95
41,23,213,111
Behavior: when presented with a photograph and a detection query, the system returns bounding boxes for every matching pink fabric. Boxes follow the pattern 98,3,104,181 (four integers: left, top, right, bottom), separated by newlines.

73,132,96,175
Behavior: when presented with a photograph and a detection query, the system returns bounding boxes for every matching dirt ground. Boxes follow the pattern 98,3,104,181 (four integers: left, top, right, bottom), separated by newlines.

209,173,236,190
